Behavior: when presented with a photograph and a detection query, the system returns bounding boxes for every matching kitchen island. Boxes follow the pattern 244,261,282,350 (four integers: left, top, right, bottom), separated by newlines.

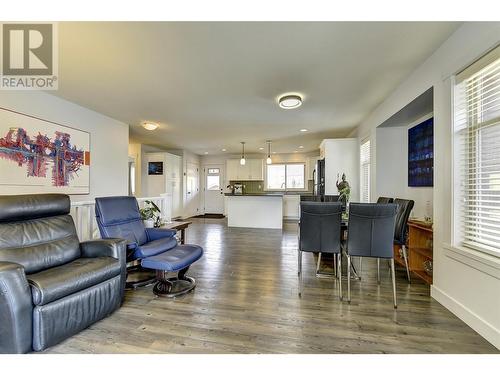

225,193,283,229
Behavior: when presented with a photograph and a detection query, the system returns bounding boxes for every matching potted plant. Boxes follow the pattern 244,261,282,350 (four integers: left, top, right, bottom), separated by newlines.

140,200,162,228
336,173,351,207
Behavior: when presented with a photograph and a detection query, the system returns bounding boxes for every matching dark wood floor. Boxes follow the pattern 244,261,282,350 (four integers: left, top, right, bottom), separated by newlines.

46,218,498,353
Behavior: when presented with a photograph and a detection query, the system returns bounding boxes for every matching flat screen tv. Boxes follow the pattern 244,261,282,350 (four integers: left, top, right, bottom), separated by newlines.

148,161,163,175
408,118,433,187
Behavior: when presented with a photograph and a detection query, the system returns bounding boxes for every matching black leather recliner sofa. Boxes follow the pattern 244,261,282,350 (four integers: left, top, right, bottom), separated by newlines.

0,194,127,353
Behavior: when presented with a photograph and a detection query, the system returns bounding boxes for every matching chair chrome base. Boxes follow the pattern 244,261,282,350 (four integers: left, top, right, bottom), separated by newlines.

153,276,196,297
153,269,196,298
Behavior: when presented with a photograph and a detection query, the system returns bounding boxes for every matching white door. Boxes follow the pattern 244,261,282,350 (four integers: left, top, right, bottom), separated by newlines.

185,162,200,217
204,164,225,214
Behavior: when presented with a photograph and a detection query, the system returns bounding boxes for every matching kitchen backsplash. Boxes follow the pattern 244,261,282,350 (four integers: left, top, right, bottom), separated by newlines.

229,180,314,194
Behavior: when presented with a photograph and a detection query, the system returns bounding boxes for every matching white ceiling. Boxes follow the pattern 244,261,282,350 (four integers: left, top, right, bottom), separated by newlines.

53,22,460,155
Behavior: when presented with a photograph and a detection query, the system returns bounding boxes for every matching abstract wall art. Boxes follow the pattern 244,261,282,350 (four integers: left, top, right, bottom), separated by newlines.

0,107,90,194
148,161,163,175
408,117,433,187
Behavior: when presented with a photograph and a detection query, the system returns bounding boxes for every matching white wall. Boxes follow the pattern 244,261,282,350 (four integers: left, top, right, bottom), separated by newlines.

320,139,359,202
376,113,434,219
0,91,129,202
351,23,500,348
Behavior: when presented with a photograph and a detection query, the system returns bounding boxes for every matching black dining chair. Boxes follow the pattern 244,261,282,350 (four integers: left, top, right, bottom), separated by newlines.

345,203,398,308
377,197,394,204
298,202,343,300
393,198,414,283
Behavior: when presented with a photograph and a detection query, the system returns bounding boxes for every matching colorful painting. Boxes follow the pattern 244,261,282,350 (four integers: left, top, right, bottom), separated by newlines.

408,117,433,187
0,107,90,194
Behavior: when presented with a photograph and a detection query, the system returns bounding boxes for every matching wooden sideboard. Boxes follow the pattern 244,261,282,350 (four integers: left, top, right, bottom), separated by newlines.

394,219,433,284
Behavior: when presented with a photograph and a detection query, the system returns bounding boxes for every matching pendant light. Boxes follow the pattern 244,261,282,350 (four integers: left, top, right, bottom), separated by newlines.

266,140,272,165
240,142,246,166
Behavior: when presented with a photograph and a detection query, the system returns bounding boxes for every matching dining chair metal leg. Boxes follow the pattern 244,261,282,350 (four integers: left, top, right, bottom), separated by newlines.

298,250,303,297
390,258,397,309
402,245,411,283
337,253,342,301
297,226,301,276
347,254,351,304
377,258,380,284
316,252,322,273
333,254,337,278
297,247,301,276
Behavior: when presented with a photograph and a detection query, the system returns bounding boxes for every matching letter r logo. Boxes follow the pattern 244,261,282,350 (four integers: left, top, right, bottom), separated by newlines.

2,24,53,75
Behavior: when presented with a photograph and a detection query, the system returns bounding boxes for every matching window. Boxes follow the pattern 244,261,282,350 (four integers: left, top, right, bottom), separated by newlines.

360,139,371,203
266,163,305,190
206,167,220,190
454,46,500,255
286,164,305,189
206,175,220,190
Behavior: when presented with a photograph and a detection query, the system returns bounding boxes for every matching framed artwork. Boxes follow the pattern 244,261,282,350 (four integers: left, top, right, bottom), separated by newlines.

0,107,90,194
408,117,433,187
148,161,163,175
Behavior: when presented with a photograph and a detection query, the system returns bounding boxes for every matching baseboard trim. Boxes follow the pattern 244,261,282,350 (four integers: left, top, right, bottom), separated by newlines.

431,285,500,350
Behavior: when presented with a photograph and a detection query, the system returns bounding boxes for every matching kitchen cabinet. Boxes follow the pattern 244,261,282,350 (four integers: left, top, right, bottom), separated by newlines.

226,159,240,182
283,195,300,219
226,159,264,181
249,159,264,180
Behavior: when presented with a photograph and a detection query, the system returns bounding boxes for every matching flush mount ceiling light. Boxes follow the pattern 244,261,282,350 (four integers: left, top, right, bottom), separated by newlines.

278,94,303,109
299,145,304,149
240,142,246,166
142,122,158,131
221,148,226,152
266,140,272,165
300,128,308,132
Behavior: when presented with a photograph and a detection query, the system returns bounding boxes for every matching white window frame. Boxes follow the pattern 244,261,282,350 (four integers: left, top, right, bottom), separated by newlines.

360,138,371,203
452,46,500,258
264,162,307,191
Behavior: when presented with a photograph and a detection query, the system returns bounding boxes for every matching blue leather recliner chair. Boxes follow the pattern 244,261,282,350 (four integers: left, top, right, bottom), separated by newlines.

95,196,203,297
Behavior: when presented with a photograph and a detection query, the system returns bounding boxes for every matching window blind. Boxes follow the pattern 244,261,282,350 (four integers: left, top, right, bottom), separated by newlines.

360,140,371,203
454,46,500,255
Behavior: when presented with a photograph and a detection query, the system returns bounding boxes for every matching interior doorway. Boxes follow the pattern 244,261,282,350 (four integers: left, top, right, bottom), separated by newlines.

128,156,136,196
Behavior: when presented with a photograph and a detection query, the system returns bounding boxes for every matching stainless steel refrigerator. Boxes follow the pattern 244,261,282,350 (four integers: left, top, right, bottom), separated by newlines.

313,159,325,198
